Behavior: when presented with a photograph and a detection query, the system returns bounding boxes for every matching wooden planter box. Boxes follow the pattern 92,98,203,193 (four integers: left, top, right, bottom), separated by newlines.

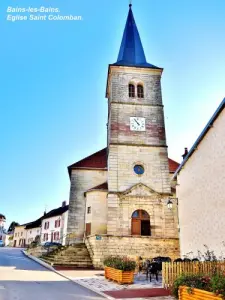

179,286,223,300
105,266,134,284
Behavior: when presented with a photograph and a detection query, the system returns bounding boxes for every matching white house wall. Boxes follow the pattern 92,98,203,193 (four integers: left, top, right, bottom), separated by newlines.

41,212,68,245
26,227,41,245
177,107,225,258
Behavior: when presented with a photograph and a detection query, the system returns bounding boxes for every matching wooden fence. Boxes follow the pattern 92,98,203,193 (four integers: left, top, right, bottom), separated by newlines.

162,261,225,288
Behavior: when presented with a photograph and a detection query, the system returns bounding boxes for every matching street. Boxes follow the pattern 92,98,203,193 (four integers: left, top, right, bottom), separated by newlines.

0,248,104,300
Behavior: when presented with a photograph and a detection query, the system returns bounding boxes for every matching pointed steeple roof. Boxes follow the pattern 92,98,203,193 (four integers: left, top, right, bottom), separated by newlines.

113,5,160,69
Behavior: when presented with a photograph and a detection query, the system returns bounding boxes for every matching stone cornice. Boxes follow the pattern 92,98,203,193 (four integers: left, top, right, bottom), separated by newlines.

109,143,168,148
110,101,164,108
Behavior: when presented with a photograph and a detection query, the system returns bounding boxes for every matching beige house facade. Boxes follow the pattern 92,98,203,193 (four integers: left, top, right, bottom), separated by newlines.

174,98,225,258
13,225,27,247
66,5,180,267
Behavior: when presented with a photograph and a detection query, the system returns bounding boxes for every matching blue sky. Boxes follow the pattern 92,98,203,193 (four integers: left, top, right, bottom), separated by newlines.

1,0,225,227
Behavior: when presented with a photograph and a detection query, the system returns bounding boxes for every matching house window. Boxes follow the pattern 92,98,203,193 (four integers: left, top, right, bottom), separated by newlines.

44,221,49,229
129,84,135,98
131,210,151,236
137,84,144,98
87,207,91,214
54,232,60,241
55,219,61,228
30,231,32,234
44,233,48,241
21,232,23,236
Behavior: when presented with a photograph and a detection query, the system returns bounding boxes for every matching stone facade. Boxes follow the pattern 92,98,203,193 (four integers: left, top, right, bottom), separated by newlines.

176,103,225,257
85,190,108,235
85,235,180,268
67,169,107,241
66,7,180,261
107,66,172,235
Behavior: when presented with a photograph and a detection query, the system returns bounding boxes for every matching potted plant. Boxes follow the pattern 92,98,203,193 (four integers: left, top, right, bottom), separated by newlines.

172,274,225,299
104,256,136,284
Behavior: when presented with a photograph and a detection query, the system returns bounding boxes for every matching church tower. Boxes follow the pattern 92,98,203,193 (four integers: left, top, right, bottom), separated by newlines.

66,4,179,263
106,5,174,237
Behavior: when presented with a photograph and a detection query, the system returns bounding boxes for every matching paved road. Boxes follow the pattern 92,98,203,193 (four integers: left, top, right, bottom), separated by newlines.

0,247,104,300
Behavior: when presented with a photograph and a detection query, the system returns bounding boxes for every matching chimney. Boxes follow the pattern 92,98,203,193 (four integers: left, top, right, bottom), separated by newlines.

62,201,66,207
182,147,188,160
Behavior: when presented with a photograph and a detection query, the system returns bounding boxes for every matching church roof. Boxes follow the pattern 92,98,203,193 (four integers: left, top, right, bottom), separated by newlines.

168,158,180,173
68,148,107,177
86,182,108,194
112,5,160,69
68,147,179,177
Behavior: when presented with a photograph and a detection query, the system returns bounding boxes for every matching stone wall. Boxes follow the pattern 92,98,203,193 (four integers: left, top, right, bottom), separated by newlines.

108,66,163,106
67,169,107,242
85,235,180,268
85,190,108,235
108,145,171,193
107,190,179,237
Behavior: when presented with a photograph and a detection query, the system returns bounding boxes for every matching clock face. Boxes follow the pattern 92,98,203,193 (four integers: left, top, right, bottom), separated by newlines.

130,117,146,131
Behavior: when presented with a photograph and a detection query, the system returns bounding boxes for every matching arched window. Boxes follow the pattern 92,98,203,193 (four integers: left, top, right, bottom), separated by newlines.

131,209,151,236
129,84,135,98
137,84,144,98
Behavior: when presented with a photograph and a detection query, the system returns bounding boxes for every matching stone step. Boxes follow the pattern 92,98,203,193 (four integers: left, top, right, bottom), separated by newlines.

53,262,93,267
53,264,94,269
41,243,93,269
45,257,92,263
42,258,93,267
44,253,91,259
45,249,89,254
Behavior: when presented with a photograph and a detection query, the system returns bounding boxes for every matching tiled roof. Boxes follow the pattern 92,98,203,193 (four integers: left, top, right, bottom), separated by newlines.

25,217,42,229
87,182,108,193
168,158,180,173
42,205,69,220
68,148,107,176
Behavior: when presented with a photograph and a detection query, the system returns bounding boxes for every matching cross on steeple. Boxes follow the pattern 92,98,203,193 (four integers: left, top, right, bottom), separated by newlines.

129,0,132,8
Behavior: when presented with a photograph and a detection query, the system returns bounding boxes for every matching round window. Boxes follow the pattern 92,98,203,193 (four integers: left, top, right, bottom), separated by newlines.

134,165,144,175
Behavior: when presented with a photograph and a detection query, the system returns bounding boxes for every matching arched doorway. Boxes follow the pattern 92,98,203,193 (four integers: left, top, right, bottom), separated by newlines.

131,210,151,236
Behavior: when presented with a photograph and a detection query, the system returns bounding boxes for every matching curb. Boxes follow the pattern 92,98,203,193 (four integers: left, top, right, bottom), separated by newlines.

22,250,114,300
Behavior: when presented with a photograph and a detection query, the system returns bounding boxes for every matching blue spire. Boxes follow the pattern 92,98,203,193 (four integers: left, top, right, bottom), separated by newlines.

113,5,159,69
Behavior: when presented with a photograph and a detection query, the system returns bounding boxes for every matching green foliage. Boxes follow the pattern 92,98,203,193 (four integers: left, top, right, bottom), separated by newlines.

28,241,38,249
211,275,225,298
103,256,136,271
8,221,19,233
34,235,40,244
172,274,209,298
172,274,225,299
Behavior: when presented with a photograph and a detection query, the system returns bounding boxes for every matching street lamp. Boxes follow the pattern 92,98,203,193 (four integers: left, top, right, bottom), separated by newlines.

167,199,173,210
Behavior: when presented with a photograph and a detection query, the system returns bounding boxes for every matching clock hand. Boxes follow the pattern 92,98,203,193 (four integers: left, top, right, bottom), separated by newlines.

134,119,140,126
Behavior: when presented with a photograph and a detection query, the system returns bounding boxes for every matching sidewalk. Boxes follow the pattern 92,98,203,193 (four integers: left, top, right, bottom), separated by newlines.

23,251,175,299
59,270,174,299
